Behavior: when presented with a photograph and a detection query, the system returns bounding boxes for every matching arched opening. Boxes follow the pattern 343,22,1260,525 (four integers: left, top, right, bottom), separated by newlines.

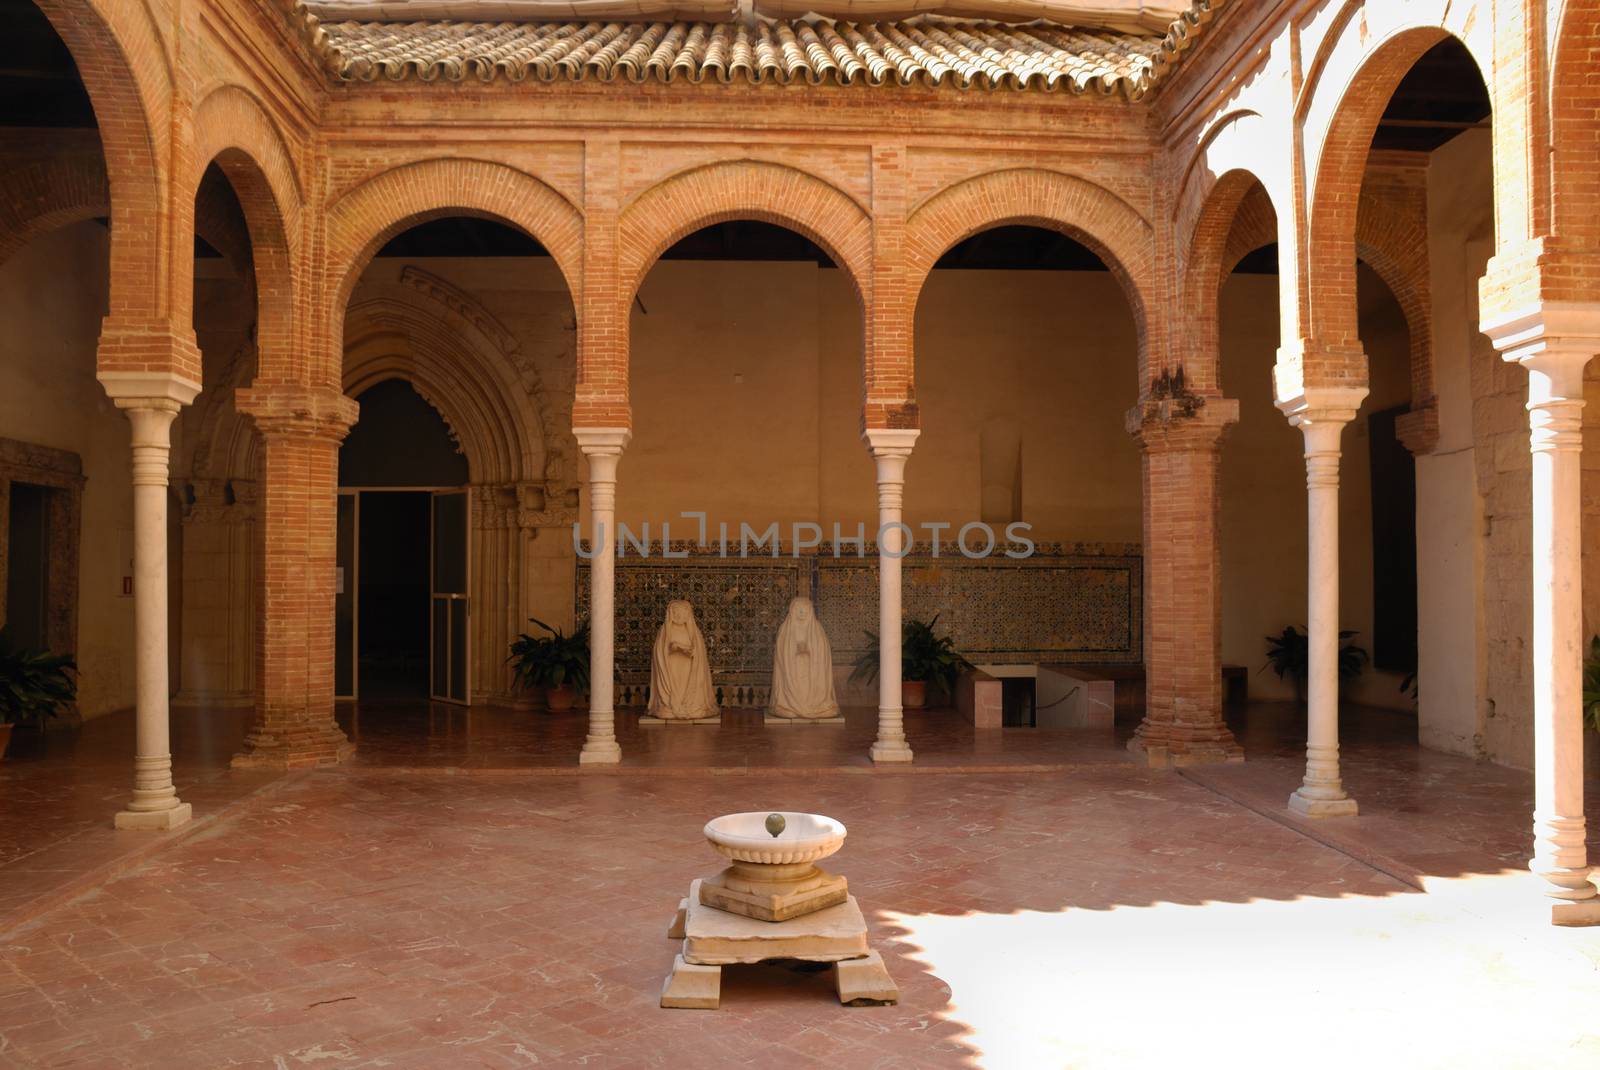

1347,36,1495,759
914,224,1142,729
1217,240,1415,714
333,214,573,711
1269,32,1495,782
171,164,260,714
621,220,859,710
908,223,1145,726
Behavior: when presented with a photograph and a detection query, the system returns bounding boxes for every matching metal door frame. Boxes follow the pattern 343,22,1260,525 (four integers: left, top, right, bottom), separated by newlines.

429,488,471,705
337,486,468,703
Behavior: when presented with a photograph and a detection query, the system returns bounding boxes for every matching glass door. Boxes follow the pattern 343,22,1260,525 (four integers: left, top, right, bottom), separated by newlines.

429,489,470,704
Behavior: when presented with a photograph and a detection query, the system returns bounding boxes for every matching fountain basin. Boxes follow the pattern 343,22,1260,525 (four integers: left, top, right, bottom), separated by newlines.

703,811,846,866
700,812,849,921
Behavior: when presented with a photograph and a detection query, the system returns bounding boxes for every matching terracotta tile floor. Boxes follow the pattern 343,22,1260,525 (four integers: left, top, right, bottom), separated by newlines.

338,702,1127,773
1201,701,1600,884
0,709,281,932
3,701,1600,1067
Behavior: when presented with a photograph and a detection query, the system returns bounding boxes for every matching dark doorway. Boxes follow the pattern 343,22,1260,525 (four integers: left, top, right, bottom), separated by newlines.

1368,405,1419,673
5,482,51,651
1002,677,1037,728
356,491,431,698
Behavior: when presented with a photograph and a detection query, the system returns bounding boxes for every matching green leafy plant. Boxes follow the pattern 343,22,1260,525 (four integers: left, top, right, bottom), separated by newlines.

508,618,590,694
1262,625,1369,695
0,631,77,728
1583,636,1600,734
850,614,974,700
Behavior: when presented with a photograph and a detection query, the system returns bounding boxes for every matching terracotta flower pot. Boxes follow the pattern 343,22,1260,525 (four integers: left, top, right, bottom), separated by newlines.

902,680,927,710
546,684,577,712
0,723,11,760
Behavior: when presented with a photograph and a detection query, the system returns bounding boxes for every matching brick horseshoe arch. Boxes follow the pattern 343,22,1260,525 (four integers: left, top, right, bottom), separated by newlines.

1181,170,1278,395
189,86,304,396
319,157,584,385
617,159,873,301
608,159,875,426
33,0,182,375
0,141,108,268
1303,24,1480,374
903,168,1158,387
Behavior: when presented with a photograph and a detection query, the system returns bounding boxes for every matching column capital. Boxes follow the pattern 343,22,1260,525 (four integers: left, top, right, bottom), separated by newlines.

1272,340,1368,410
235,384,359,442
1276,385,1368,432
573,427,632,457
1125,396,1239,451
862,427,920,459
1480,301,1600,390
99,370,201,409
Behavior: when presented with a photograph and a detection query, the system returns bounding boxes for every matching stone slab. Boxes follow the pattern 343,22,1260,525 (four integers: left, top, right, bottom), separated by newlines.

660,954,721,1009
640,715,721,726
835,950,899,1006
763,715,847,725
667,897,687,939
699,868,848,922
681,879,870,965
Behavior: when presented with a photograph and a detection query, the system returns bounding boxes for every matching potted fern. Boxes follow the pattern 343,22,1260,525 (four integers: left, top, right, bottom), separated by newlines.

509,618,590,712
1262,625,1369,705
850,614,972,709
0,631,77,759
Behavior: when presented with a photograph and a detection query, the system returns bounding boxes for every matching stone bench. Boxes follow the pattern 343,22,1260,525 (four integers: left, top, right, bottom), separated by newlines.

1037,665,1115,730
956,668,1003,729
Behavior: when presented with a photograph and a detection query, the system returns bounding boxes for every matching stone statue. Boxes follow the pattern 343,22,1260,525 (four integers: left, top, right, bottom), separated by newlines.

648,600,718,721
769,596,840,721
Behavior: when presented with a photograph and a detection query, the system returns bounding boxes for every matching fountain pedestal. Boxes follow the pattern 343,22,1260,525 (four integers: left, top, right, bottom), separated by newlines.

700,859,849,922
659,812,899,1009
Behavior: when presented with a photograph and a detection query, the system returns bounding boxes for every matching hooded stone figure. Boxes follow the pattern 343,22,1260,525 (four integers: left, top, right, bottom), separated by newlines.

647,600,718,720
769,596,840,720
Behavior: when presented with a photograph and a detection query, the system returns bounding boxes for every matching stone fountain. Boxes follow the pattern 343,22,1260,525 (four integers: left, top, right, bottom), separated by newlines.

660,811,899,1009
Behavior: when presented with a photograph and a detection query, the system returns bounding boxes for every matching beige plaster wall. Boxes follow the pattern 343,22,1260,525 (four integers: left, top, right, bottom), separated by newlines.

0,222,136,719
1417,127,1493,757
1219,266,1413,708
623,261,1143,544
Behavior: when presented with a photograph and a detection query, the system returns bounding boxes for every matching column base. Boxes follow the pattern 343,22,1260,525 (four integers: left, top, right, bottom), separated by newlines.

1532,862,1599,901
232,718,354,770
1288,790,1359,818
869,741,914,764
579,739,621,765
1551,898,1600,926
1127,734,1244,768
114,802,192,831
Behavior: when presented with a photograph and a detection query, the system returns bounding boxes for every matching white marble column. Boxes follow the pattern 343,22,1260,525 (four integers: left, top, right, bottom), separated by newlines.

575,428,629,765
864,428,919,763
1483,307,1600,921
1280,389,1365,818
102,374,199,830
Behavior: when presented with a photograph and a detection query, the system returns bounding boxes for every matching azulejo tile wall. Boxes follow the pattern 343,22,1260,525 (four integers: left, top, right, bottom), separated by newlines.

576,542,1141,707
